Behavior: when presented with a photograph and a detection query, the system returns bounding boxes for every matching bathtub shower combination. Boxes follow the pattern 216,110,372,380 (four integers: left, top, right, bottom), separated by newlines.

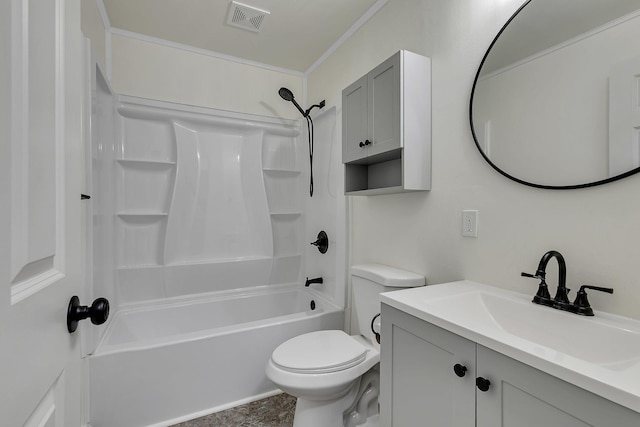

88,95,342,427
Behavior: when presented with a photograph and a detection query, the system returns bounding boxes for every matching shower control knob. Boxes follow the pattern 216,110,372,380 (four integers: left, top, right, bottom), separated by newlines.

453,363,467,377
67,296,110,333
359,141,365,148
310,231,329,254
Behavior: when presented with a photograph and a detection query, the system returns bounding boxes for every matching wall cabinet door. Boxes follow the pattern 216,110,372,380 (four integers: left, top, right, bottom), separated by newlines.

368,53,401,158
380,305,476,427
342,75,369,163
342,53,401,164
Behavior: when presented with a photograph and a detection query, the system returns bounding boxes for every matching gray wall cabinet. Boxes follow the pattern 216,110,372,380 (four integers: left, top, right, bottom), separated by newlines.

342,50,431,195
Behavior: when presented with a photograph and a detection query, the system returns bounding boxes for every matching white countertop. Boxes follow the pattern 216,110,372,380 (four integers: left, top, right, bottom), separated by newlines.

380,280,640,413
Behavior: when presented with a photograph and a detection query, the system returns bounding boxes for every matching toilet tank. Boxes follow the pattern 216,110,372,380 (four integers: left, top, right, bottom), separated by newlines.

351,264,425,344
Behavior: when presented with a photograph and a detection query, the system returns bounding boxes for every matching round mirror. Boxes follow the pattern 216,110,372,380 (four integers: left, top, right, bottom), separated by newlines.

470,0,640,189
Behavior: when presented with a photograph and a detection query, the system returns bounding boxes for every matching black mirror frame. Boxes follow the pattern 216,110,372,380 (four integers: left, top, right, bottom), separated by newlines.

469,0,640,190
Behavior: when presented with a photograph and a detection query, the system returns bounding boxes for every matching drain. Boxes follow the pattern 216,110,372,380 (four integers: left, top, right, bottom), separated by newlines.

310,300,316,310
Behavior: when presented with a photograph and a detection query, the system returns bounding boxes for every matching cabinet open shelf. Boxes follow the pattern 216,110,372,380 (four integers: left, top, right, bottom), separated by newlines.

345,149,403,194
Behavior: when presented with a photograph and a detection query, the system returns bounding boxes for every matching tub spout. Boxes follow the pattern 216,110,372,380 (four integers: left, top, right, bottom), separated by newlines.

305,277,323,287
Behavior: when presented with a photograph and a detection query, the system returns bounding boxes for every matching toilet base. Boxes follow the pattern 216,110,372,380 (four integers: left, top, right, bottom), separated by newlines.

292,379,360,427
293,400,380,427
291,367,380,427
359,414,380,427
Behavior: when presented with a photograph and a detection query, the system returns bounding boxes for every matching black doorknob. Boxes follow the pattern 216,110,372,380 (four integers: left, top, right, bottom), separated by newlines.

476,377,491,392
453,363,467,377
67,296,110,333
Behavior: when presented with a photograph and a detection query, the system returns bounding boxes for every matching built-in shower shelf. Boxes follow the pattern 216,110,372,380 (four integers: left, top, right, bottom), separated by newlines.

269,212,302,217
262,169,301,176
117,265,164,271
272,254,302,267
117,159,176,167
117,213,168,222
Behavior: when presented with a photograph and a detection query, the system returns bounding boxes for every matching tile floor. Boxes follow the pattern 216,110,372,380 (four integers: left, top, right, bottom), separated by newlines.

171,393,296,427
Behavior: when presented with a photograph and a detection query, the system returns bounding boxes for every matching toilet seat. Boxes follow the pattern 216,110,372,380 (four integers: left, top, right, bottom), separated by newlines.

271,330,368,374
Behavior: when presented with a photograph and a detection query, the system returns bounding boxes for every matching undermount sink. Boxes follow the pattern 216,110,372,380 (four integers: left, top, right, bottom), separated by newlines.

380,280,640,413
424,289,640,369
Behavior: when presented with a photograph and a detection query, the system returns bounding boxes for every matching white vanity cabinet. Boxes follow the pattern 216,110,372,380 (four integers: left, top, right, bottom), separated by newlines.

380,304,640,427
342,50,431,195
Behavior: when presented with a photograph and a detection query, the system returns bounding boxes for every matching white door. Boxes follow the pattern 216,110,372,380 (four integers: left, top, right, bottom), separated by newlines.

0,0,85,426
609,55,640,177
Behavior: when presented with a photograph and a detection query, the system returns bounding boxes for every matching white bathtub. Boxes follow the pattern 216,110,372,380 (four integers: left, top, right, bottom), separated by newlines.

89,286,343,427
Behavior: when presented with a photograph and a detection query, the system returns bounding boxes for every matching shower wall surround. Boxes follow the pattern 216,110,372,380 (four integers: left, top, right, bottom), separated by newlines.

114,96,303,304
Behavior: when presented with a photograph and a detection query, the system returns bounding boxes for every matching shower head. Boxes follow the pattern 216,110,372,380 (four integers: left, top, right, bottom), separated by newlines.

278,87,326,118
278,87,307,117
278,87,326,198
278,87,294,102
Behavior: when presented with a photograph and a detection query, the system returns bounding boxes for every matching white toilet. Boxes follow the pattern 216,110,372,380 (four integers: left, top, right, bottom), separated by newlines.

266,264,425,427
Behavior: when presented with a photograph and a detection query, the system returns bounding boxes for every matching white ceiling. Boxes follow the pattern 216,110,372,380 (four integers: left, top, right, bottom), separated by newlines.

102,0,381,74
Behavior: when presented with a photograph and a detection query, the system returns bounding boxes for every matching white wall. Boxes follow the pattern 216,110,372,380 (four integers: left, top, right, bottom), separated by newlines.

308,0,640,320
110,34,304,120
85,0,640,320
81,0,108,73
302,107,348,309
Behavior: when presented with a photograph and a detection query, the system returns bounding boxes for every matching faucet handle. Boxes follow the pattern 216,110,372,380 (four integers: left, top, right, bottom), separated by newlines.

521,272,553,306
580,285,614,294
572,285,614,316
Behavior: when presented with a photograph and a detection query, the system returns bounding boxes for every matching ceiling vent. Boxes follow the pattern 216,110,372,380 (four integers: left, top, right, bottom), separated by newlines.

227,1,270,33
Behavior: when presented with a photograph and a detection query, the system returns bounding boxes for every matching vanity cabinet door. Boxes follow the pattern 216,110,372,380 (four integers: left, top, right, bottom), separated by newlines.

342,75,369,163
380,305,476,427
476,345,640,427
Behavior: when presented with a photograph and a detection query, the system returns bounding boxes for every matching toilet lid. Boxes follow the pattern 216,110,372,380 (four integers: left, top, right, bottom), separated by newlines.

271,330,368,374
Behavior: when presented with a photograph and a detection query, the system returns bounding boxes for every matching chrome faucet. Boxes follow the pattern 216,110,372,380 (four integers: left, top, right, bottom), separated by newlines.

522,250,568,308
